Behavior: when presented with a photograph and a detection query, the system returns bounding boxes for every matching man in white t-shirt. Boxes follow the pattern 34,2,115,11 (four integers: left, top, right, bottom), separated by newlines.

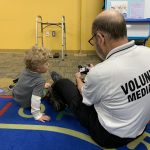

51,10,150,148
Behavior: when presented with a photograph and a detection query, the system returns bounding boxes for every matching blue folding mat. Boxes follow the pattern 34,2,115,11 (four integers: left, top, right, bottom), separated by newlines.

0,96,150,150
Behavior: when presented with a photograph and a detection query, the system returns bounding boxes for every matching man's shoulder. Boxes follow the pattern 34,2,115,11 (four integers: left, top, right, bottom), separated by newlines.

92,61,113,74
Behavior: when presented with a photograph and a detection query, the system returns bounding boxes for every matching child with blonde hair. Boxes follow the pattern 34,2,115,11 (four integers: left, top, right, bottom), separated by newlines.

13,46,51,122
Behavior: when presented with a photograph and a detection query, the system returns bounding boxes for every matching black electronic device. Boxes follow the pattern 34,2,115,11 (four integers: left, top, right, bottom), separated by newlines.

78,64,90,74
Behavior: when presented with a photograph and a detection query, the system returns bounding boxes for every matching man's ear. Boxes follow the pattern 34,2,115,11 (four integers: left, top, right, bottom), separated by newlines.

97,32,105,45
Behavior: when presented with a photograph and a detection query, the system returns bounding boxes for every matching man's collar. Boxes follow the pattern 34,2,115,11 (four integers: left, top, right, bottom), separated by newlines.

106,40,135,59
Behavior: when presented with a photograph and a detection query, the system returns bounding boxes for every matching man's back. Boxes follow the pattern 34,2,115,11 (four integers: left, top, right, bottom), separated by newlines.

82,41,150,138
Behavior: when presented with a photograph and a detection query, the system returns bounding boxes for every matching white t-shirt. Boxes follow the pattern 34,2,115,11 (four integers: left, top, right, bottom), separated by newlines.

82,41,150,138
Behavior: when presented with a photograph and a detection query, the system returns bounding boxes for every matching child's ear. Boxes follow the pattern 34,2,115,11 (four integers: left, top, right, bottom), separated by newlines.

36,66,41,72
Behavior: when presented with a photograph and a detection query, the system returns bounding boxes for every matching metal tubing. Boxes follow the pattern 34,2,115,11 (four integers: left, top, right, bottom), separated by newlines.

36,16,66,60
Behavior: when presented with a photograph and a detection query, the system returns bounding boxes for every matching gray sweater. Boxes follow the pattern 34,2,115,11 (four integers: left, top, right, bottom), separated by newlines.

13,69,45,119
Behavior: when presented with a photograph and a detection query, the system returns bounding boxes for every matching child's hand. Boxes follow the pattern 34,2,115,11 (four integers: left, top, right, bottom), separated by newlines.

38,115,51,122
44,82,51,88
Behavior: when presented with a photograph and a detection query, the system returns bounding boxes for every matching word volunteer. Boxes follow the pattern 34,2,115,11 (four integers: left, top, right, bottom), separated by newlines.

121,70,150,102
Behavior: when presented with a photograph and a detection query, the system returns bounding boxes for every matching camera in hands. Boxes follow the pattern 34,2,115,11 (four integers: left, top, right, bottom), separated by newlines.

78,64,90,74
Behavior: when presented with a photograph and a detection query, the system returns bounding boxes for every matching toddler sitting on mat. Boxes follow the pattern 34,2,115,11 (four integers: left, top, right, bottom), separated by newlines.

13,46,51,122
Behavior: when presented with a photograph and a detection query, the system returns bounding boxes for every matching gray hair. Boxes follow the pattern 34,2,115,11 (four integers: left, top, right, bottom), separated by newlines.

92,10,127,39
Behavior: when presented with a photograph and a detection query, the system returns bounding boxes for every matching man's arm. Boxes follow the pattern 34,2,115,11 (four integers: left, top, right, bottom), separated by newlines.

75,72,84,94
75,64,94,94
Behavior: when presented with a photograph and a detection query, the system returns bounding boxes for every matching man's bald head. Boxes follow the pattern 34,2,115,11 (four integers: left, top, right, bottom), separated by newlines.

92,10,127,39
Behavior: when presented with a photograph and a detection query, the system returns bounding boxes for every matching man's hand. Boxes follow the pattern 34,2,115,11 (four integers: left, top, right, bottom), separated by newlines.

88,64,94,68
75,72,82,79
38,115,51,122
75,72,84,94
